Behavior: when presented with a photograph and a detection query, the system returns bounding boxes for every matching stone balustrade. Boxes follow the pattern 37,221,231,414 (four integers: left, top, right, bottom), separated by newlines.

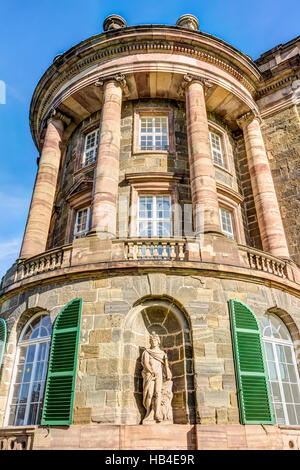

239,245,288,278
0,427,35,450
1,239,299,293
124,238,186,261
16,245,72,281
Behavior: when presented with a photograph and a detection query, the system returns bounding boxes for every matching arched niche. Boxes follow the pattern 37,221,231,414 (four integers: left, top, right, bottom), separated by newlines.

121,297,195,425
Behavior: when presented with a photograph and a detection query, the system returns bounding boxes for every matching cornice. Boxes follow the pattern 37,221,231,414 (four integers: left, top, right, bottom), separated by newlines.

30,28,261,148
257,72,300,98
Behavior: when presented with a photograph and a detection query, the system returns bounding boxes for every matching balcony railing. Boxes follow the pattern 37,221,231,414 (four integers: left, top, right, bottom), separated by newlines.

124,238,185,261
238,245,288,279
0,427,35,450
1,237,299,291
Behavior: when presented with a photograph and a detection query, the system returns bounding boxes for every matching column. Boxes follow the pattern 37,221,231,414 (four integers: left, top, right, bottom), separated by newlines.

89,77,123,238
20,113,67,259
184,76,222,235
238,112,289,258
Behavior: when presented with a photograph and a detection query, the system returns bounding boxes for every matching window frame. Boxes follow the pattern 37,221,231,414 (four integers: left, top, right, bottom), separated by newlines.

82,129,99,168
139,116,169,152
209,130,225,168
219,206,235,239
208,122,232,173
133,107,175,155
262,314,300,426
5,312,52,427
73,206,91,240
137,195,172,238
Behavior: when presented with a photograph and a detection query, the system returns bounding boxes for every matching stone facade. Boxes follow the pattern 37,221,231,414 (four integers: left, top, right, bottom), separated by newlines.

0,15,300,450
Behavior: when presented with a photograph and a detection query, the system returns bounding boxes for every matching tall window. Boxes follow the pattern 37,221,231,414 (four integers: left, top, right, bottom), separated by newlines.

262,313,300,425
138,196,171,237
73,207,90,239
139,117,169,151
220,207,234,239
209,131,225,168
7,314,52,426
82,130,99,166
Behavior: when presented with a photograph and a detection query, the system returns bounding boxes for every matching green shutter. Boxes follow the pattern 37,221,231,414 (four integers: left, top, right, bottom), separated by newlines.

41,298,82,426
229,299,274,424
0,318,7,370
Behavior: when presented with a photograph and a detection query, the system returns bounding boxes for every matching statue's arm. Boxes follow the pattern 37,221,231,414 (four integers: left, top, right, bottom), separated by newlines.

142,351,153,374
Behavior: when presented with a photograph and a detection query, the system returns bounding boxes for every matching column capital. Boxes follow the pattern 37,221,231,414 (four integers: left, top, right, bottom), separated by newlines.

178,74,213,97
95,73,129,97
236,109,262,129
48,108,72,127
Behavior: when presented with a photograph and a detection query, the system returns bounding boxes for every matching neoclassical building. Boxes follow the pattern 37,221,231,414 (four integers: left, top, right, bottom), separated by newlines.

0,14,300,450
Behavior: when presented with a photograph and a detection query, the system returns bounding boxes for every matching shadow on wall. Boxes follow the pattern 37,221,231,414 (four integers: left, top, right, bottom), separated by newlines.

122,297,195,425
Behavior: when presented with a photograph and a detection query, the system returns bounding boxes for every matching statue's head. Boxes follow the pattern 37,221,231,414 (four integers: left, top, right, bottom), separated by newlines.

149,332,160,347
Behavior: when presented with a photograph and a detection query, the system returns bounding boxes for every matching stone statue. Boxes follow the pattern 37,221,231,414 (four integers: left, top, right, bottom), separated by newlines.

141,332,173,424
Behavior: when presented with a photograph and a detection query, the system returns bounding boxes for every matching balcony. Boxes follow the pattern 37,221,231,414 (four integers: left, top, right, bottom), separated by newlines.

1,235,300,294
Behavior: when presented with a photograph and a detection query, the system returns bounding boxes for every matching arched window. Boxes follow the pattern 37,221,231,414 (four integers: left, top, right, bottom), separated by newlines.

261,313,300,425
7,313,52,426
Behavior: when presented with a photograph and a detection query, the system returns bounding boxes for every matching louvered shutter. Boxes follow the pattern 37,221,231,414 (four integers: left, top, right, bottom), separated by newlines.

41,298,82,425
0,318,7,370
229,299,274,424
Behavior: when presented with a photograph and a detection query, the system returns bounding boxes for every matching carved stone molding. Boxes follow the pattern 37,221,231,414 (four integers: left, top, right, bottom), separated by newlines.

34,40,257,139
178,73,213,96
95,73,129,97
236,109,262,129
48,108,72,127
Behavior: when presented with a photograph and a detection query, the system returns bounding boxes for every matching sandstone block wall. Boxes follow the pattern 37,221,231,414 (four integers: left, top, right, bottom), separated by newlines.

1,273,300,428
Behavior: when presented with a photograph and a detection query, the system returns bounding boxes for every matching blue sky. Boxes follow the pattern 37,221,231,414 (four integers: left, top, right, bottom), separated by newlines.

0,0,299,278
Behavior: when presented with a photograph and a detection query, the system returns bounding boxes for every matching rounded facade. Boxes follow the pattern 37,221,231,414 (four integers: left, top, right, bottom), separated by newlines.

0,14,300,450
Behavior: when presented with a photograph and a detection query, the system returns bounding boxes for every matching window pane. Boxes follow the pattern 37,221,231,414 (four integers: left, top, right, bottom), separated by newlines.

157,222,171,237
288,365,297,383
284,346,293,364
268,362,278,380
270,381,282,402
276,344,286,363
286,404,297,425
283,383,293,403
295,405,300,423
265,342,274,361
15,405,26,426
28,403,39,425
291,384,300,403
274,403,286,425
279,363,289,382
